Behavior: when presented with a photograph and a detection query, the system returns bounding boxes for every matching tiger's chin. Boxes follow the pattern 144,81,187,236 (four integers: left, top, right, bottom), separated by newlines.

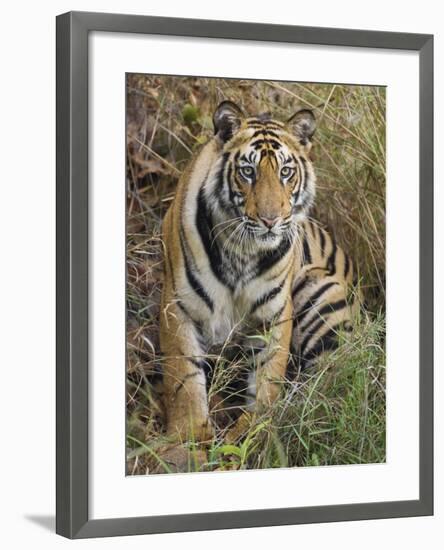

251,229,289,251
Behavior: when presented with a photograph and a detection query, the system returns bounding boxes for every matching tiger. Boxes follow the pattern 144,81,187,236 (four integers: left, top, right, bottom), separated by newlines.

159,100,358,445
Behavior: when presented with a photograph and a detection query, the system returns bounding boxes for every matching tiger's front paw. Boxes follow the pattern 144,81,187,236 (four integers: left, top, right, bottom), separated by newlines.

166,416,215,445
224,412,253,444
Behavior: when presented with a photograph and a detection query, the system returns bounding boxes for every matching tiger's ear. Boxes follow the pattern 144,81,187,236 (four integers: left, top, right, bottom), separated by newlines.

213,100,245,142
287,109,316,146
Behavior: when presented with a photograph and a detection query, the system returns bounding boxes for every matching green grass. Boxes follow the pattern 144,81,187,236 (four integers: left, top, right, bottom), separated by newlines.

125,75,386,475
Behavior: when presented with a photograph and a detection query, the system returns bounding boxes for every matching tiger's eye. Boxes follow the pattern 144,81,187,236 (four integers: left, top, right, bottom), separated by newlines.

239,166,254,179
281,166,293,178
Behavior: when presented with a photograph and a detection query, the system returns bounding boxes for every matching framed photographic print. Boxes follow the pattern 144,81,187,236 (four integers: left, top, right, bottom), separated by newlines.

56,11,434,539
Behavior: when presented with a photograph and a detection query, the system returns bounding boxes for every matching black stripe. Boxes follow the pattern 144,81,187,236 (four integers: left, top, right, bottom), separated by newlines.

302,231,312,265
298,357,318,371
247,121,283,130
295,281,338,324
214,154,238,215
327,240,337,275
300,299,347,333
268,139,282,150
250,280,285,315
299,156,307,189
302,325,341,362
292,276,310,299
251,129,281,139
292,161,300,192
183,257,214,313
268,257,291,281
251,139,267,149
178,347,208,370
309,220,317,239
177,299,191,317
300,317,326,356
174,371,201,396
195,186,234,291
316,298,347,320
251,129,264,138
319,227,326,258
216,152,230,192
264,303,286,328
180,231,214,313
226,163,237,203
187,357,205,370
255,235,292,278
258,349,278,368
178,350,214,385
344,253,350,280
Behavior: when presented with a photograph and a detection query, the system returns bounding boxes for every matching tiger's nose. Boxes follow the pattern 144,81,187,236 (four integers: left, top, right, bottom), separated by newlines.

259,215,280,228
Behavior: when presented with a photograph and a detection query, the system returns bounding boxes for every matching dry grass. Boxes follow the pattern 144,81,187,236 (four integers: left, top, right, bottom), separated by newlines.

125,74,386,475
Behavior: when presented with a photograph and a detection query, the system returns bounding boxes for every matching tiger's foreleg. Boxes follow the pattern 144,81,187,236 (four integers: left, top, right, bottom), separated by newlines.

255,299,293,409
160,300,214,444
226,299,293,442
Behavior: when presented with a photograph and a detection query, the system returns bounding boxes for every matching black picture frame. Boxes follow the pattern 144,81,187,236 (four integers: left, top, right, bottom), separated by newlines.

56,11,434,539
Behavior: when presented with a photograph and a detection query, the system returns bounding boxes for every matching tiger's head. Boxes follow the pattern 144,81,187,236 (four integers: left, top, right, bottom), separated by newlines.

212,100,316,249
